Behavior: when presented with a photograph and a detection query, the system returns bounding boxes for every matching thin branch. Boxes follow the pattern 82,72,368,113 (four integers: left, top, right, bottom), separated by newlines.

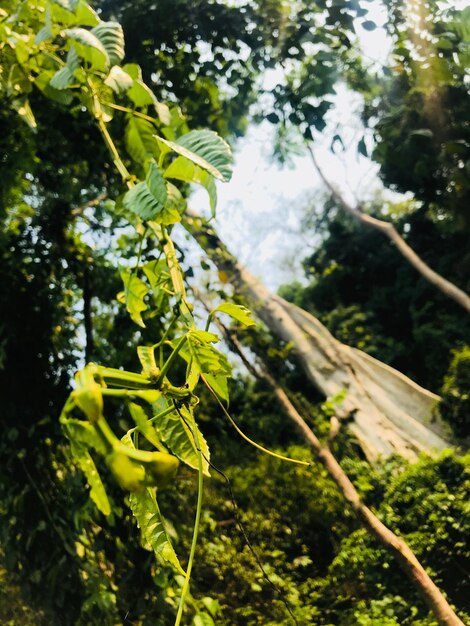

307,145,470,314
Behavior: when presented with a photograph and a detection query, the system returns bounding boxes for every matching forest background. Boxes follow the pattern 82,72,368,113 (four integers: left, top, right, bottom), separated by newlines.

0,0,469,625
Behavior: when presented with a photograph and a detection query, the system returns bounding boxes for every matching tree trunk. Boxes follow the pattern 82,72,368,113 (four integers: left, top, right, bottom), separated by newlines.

307,145,470,314
184,211,452,462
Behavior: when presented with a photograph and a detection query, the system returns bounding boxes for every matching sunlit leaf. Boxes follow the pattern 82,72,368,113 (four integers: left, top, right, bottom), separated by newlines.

204,373,229,403
125,116,160,166
187,330,232,377
164,156,217,214
49,66,75,90
92,21,124,66
129,488,185,574
193,614,215,626
66,437,111,515
155,129,233,182
212,302,256,327
73,364,103,422
104,65,133,93
74,0,100,26
63,27,109,71
137,345,158,375
120,268,149,327
151,401,210,476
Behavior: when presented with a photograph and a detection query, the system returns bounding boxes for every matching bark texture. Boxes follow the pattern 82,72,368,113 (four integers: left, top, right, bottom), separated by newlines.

307,146,470,314
184,211,452,461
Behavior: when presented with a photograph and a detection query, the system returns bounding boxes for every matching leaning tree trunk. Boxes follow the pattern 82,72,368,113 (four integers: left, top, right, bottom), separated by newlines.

184,211,452,462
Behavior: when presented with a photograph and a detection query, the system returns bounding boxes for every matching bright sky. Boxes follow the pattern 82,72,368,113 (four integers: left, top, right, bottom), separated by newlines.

187,1,392,291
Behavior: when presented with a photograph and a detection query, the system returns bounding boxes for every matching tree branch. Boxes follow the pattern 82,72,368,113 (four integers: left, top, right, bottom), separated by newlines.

307,145,470,314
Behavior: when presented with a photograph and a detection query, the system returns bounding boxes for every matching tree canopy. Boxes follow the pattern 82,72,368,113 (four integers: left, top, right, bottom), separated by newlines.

0,0,469,625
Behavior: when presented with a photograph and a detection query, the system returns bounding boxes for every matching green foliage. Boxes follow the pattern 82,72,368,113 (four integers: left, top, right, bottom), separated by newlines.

129,487,185,575
440,345,470,439
0,0,468,624
0,2,239,621
363,2,470,227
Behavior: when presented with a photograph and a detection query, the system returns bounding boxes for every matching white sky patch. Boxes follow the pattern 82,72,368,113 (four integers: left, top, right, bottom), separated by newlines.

187,0,414,291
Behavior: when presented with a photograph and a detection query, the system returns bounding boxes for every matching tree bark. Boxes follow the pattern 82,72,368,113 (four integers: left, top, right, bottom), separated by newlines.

307,145,470,314
209,314,465,626
184,211,452,461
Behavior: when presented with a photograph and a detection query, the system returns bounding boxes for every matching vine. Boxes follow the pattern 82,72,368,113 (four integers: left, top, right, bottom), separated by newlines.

0,1,306,622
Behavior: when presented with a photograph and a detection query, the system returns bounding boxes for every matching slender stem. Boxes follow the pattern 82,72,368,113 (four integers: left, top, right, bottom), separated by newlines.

134,226,148,271
161,227,193,322
204,313,213,332
101,388,150,397
97,117,132,185
102,100,158,124
201,374,311,467
95,415,118,451
148,404,178,424
155,334,188,387
174,412,204,626
153,312,179,348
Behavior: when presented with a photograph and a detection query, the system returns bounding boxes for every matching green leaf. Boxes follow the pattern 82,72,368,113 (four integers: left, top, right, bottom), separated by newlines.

146,160,167,206
121,66,170,123
91,21,124,67
128,402,164,450
127,79,157,107
120,268,149,327
142,258,171,291
129,488,185,574
137,345,158,376
155,129,233,182
61,417,107,455
69,439,111,515
162,181,186,223
35,14,53,44
49,1,77,25
104,65,133,93
74,0,100,27
151,402,210,476
123,181,163,222
160,404,210,476
51,0,76,10
123,174,181,225
203,373,229,403
73,364,103,422
193,614,215,626
12,99,37,129
36,70,74,104
212,302,256,327
125,116,160,166
201,597,220,617
63,27,109,71
164,156,217,214
187,330,232,377
49,65,75,90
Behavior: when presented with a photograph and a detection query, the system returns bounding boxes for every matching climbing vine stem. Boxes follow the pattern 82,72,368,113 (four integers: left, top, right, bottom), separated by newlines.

174,406,204,626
